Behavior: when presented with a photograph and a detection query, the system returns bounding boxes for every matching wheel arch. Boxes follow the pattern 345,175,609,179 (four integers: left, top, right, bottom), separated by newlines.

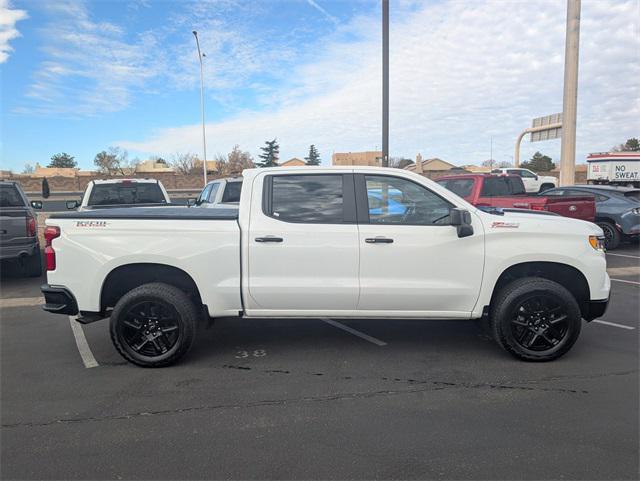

100,263,204,312
488,261,591,319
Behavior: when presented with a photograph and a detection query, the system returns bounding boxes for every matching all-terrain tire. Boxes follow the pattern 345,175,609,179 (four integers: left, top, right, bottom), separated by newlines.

491,277,582,362
110,283,200,367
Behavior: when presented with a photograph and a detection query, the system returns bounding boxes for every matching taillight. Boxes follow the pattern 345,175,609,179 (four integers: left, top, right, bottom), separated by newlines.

531,204,548,211
26,216,36,237
44,226,60,271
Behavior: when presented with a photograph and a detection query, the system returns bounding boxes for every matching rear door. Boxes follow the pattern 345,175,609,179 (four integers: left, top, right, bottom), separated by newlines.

246,173,360,313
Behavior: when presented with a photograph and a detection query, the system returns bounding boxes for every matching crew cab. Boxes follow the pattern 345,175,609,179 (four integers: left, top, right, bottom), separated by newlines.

491,168,557,193
437,174,595,221
41,167,609,367
66,179,171,211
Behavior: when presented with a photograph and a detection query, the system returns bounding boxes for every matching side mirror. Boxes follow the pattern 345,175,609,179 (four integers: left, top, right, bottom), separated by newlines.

534,175,539,181
30,200,43,210
449,208,474,238
66,200,79,210
187,198,197,207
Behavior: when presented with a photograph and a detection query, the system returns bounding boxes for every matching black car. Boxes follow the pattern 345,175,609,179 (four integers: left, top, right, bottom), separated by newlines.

543,185,640,249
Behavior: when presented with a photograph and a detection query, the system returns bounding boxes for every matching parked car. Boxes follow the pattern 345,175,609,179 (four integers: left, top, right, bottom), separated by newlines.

491,168,557,193
543,185,640,249
191,177,242,209
436,174,595,221
42,167,609,367
0,181,43,277
66,179,171,211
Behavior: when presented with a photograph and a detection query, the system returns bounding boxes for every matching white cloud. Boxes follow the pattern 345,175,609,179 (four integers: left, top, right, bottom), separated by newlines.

305,0,339,25
117,0,640,166
0,0,28,64
18,0,165,116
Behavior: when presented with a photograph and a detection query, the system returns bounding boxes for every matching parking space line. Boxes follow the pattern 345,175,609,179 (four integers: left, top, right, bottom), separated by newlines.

606,253,640,259
321,318,387,346
68,316,99,368
0,296,44,308
610,278,640,286
592,319,635,330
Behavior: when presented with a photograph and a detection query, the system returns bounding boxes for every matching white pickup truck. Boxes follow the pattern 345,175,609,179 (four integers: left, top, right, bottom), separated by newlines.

492,168,558,193
41,167,610,367
65,179,171,211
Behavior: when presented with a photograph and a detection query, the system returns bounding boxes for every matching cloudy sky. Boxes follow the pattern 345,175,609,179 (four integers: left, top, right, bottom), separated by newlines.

1,0,638,172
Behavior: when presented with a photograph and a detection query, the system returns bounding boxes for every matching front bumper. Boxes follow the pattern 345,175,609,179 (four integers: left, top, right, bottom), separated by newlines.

41,284,79,315
583,296,610,321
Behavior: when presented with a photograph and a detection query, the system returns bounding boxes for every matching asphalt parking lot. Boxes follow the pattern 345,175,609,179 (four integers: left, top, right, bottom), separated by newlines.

1,246,638,480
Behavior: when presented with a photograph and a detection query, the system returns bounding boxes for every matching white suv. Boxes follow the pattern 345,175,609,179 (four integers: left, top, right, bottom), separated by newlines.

492,168,557,193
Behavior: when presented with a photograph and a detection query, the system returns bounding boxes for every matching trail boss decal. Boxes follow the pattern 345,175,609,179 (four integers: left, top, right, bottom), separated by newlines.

491,221,519,229
76,221,108,228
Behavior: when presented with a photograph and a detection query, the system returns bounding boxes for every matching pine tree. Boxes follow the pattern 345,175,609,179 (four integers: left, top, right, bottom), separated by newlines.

521,151,555,172
257,139,280,167
304,144,321,165
48,152,76,168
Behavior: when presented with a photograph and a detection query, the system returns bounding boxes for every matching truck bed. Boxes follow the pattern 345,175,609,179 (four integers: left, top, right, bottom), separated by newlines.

49,206,239,220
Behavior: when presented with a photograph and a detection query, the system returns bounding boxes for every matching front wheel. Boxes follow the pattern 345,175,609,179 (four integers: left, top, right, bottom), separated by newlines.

538,183,555,193
110,283,200,367
491,277,582,362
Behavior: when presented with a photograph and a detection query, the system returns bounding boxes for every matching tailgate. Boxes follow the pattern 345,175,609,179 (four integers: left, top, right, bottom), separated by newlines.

0,208,28,244
543,196,595,221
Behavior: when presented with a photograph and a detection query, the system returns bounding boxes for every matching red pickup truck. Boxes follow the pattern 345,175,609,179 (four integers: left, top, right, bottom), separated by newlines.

436,174,595,221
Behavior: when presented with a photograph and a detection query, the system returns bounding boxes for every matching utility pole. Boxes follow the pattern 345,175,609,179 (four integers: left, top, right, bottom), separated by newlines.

490,136,493,170
559,0,581,186
193,30,208,186
382,0,389,167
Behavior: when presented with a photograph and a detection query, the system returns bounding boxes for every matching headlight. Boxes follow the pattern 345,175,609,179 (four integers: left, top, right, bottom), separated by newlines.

589,235,606,251
631,207,640,215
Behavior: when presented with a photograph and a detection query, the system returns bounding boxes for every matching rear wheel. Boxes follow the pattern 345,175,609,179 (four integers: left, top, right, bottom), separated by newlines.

110,283,200,367
596,221,620,250
491,277,582,362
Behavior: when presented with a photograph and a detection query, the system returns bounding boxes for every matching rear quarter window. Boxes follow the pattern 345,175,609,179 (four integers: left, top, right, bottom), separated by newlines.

222,182,242,203
88,183,166,206
480,177,510,196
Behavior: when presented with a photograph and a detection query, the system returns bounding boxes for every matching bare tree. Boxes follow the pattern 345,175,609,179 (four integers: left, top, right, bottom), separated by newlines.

388,157,414,169
227,145,254,174
171,152,202,175
22,163,34,174
94,147,130,175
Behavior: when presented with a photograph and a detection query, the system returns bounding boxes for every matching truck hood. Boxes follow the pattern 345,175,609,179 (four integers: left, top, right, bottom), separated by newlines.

480,209,602,236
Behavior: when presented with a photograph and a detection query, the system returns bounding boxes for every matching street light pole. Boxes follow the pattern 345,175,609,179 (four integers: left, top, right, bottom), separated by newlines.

559,0,581,187
382,0,389,168
193,30,208,186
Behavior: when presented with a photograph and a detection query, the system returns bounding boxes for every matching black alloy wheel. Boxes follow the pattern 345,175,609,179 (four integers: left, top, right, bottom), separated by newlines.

118,301,181,357
510,295,569,351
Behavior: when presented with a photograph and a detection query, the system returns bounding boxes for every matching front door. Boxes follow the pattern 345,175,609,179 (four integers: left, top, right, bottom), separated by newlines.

356,174,484,317
247,173,360,314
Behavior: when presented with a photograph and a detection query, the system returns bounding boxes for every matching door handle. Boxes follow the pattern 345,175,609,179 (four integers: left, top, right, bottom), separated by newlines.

365,237,393,244
255,236,283,243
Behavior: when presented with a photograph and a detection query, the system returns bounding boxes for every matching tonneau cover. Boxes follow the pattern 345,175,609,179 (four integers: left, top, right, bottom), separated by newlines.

49,206,238,220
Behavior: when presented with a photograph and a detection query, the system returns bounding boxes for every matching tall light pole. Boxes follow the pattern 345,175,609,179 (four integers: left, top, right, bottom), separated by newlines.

193,30,208,185
559,0,581,186
382,0,389,167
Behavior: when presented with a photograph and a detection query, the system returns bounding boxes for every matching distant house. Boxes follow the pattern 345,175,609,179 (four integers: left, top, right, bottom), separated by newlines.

33,166,79,178
404,154,455,173
461,164,492,173
135,159,175,173
332,151,383,167
279,158,306,167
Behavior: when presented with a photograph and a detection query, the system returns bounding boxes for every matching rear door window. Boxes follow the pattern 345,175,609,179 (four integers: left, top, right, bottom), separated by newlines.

0,185,25,207
480,177,510,196
221,182,242,203
437,178,474,198
88,182,166,206
266,175,347,223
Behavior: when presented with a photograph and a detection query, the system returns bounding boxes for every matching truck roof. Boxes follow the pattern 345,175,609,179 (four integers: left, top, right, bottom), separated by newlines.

90,178,160,184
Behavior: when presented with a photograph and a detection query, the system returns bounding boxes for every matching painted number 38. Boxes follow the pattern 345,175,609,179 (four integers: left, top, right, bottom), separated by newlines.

235,349,267,359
